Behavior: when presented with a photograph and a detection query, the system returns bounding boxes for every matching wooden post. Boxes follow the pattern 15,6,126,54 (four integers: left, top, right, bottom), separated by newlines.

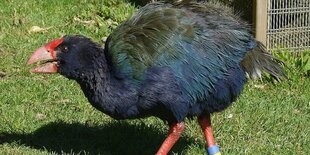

254,0,268,46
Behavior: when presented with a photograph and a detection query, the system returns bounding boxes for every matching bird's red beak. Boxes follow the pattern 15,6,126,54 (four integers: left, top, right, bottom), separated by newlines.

27,38,64,73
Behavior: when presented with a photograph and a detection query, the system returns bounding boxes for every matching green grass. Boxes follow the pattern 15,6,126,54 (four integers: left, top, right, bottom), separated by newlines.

0,0,309,154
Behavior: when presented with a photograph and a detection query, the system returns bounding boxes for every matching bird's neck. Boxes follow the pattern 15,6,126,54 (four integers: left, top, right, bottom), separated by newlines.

76,54,140,120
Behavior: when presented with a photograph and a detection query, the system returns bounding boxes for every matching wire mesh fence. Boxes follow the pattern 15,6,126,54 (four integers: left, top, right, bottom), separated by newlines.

267,0,310,52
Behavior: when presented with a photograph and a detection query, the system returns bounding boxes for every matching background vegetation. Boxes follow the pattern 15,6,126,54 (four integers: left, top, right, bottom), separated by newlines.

0,0,309,154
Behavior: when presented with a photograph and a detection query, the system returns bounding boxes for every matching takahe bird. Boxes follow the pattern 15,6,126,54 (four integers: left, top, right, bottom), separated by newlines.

27,1,286,155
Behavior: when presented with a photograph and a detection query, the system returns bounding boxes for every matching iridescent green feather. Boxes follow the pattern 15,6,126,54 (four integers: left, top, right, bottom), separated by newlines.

106,3,196,80
105,2,256,102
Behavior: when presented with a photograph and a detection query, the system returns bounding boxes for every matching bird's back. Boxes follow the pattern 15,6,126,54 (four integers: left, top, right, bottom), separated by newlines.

105,2,256,104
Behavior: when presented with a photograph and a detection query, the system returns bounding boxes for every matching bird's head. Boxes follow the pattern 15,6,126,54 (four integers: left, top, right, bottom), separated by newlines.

27,35,104,80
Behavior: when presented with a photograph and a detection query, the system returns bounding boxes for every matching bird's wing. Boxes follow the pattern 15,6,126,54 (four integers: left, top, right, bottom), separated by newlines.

105,3,194,80
105,2,256,102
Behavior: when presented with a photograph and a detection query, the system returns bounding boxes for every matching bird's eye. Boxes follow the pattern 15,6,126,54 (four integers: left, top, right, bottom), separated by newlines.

61,46,69,53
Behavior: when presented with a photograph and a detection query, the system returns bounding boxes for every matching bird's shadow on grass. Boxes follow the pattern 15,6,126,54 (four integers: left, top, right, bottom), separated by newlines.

0,121,195,154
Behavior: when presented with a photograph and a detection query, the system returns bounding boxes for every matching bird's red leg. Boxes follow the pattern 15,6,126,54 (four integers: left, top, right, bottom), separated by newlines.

156,122,185,155
198,114,221,155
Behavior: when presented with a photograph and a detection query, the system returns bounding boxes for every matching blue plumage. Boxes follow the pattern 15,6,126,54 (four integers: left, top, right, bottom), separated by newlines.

30,1,285,125
28,1,286,154
106,2,257,108
189,66,247,116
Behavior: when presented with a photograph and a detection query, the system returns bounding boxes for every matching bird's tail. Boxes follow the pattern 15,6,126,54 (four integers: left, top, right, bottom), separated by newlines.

241,42,287,80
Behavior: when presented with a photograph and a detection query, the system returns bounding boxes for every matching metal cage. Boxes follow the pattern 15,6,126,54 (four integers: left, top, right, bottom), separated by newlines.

266,0,310,52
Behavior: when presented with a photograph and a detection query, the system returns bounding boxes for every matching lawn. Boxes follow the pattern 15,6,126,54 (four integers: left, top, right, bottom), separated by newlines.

0,0,309,154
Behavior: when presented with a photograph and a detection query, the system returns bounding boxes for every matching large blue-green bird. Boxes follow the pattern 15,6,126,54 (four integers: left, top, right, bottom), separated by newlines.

27,1,286,155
